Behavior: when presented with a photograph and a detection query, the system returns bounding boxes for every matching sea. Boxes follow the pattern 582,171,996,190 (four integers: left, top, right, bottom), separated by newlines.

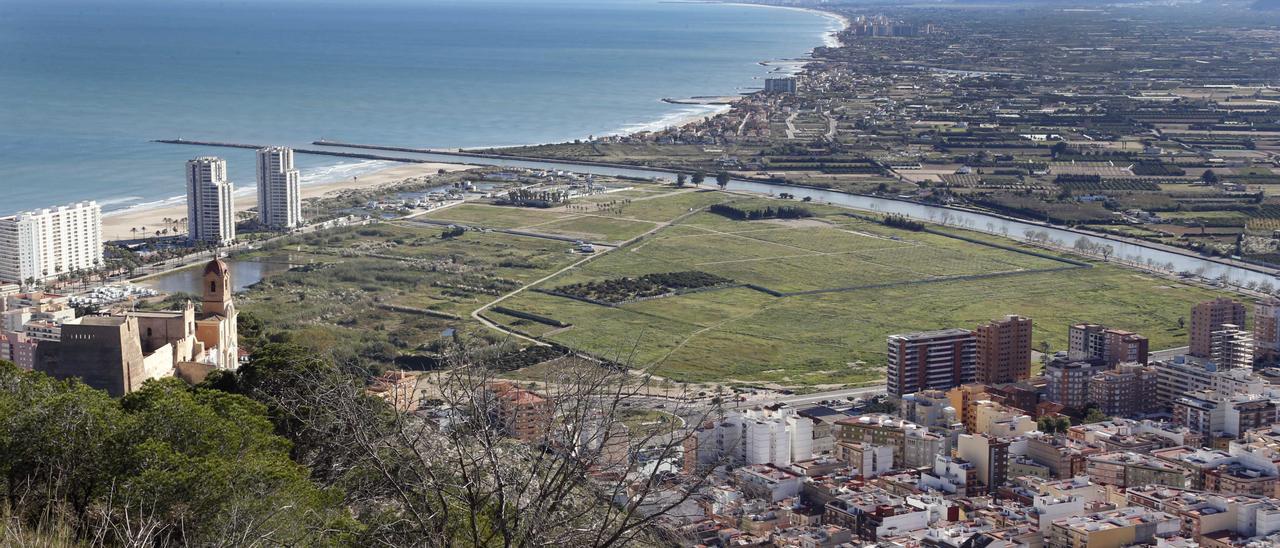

0,0,840,216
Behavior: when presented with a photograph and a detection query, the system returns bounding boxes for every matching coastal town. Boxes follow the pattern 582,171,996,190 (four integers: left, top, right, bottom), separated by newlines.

5,0,1280,546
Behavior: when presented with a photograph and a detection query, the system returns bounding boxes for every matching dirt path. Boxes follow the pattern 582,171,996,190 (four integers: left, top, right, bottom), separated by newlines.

469,190,719,345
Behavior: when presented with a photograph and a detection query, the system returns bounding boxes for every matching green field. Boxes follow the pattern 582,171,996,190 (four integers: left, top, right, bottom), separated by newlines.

461,188,1225,387
230,223,585,369
235,185,1229,389
424,203,571,229
424,202,660,243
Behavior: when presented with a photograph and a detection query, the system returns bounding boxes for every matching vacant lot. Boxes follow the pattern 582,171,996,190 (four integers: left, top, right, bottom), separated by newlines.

230,222,583,370
472,188,1225,387
232,185,1228,389
422,201,661,244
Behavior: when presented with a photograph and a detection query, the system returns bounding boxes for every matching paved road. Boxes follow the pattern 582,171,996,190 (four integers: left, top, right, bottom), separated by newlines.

624,384,888,417
1150,346,1189,362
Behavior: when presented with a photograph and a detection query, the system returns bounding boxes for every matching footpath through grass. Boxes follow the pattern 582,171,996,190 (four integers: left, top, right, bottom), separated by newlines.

231,185,1229,389
476,189,1225,387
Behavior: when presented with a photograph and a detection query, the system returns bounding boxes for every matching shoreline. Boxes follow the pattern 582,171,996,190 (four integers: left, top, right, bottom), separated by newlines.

82,2,841,240
715,2,849,48
100,162,471,241
470,2,843,149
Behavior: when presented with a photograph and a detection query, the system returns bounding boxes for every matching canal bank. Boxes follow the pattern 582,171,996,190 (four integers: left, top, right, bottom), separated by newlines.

156,138,1280,290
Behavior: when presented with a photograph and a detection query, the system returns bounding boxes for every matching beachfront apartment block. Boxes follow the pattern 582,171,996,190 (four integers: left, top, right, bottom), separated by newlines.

186,157,236,246
0,201,102,284
764,77,797,94
256,146,302,230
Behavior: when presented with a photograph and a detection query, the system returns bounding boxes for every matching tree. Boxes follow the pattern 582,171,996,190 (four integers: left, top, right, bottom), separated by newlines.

1050,141,1069,158
1083,406,1109,424
116,379,345,544
1202,169,1219,184
1056,416,1071,433
716,171,730,190
675,173,687,188
691,171,705,186
233,341,724,547
0,364,344,545
1037,416,1056,433
236,309,269,351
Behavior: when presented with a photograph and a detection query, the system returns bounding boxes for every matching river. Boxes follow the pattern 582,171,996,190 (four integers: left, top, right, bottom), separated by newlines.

303,146,1278,290
136,143,1280,293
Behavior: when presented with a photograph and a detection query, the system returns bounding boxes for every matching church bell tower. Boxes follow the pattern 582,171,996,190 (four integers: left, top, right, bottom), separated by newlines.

201,258,232,316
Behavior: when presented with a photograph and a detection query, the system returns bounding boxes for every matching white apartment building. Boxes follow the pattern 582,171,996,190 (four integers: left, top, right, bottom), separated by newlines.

710,406,815,467
1154,355,1224,409
256,146,302,230
0,201,102,284
920,454,975,495
186,157,236,245
1154,355,1271,410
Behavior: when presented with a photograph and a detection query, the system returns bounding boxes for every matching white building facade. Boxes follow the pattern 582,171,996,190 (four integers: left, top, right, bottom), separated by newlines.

255,146,302,230
711,406,815,467
0,201,102,284
186,157,236,245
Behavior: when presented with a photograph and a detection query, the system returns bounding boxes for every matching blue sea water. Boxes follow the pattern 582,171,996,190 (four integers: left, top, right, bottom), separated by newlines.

0,0,837,215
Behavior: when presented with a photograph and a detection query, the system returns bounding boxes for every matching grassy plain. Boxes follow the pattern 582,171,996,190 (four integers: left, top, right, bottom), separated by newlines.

230,184,1228,389
231,223,583,368
466,188,1224,387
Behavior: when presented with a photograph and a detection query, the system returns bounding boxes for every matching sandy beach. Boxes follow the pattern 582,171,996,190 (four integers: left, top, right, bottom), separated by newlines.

101,161,472,241
97,4,842,243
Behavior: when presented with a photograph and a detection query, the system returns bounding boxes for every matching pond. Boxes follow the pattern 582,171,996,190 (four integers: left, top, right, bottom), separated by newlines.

139,258,299,295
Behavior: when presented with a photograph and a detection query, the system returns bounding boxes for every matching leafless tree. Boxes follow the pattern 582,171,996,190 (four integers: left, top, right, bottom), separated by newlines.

251,341,726,547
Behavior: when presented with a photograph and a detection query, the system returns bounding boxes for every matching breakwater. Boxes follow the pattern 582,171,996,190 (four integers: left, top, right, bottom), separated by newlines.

153,139,444,164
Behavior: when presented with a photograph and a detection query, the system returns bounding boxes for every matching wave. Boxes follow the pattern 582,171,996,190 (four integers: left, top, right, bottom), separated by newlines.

300,159,396,186
102,194,187,217
94,195,148,213
613,104,732,135
100,159,398,218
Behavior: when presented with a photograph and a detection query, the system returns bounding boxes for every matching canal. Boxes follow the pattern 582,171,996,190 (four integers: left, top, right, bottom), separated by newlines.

318,146,1279,289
